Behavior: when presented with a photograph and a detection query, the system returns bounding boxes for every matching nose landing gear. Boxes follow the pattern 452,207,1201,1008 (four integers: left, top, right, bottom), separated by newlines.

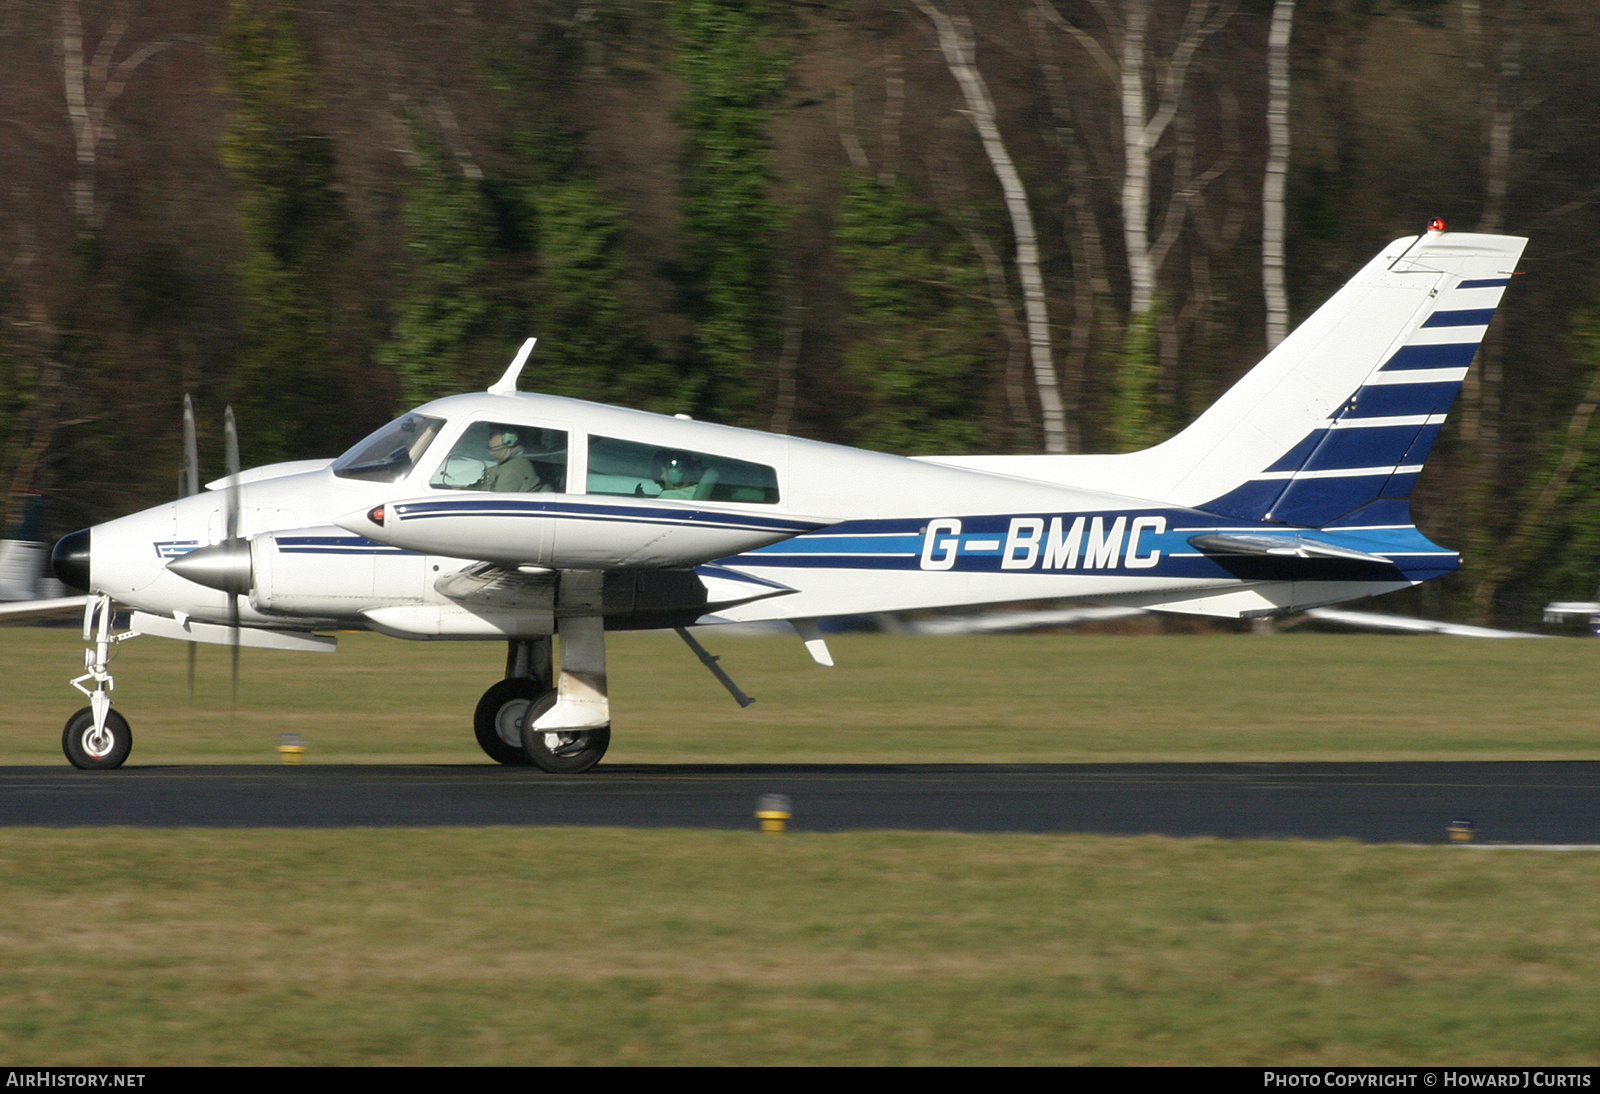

62,706,132,770
64,594,140,770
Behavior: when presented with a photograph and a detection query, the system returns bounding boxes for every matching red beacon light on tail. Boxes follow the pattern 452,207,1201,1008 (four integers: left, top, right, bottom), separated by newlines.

1428,218,1447,232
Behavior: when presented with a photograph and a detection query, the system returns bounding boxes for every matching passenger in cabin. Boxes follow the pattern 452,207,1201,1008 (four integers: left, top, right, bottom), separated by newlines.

651,451,707,499
481,430,542,492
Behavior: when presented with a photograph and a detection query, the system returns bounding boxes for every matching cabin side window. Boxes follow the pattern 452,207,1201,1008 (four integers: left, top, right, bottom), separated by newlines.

430,423,568,493
586,435,779,504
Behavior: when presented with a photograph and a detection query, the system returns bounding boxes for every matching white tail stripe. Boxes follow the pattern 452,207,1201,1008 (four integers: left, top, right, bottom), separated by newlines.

1255,464,1423,482
1328,414,1446,429
1365,367,1469,386
1407,324,1488,346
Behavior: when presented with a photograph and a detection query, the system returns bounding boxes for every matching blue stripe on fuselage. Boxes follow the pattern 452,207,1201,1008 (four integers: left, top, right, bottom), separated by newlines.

391,497,825,536
727,511,1455,583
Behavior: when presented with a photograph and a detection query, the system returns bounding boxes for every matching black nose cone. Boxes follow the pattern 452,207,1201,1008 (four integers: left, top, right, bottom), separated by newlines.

51,528,91,591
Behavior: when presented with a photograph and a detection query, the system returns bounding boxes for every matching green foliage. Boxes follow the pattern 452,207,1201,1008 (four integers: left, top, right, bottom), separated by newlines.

408,25,679,413
1505,310,1600,617
1110,309,1161,452
671,0,792,424
836,175,993,454
523,176,676,408
220,0,355,462
381,117,665,410
379,128,499,406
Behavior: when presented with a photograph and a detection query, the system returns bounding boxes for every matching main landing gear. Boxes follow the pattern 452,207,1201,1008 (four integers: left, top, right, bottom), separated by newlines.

475,573,612,774
475,637,612,774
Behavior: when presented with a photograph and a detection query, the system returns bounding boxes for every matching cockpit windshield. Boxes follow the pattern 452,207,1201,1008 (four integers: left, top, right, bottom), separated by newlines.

331,413,446,483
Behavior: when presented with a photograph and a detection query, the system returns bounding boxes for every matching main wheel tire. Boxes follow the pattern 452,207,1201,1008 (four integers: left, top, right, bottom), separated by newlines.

473,679,554,766
62,707,132,770
524,722,610,774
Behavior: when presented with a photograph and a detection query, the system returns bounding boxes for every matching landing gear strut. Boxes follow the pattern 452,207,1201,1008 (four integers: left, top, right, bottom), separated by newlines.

522,573,611,773
475,584,612,775
64,594,138,770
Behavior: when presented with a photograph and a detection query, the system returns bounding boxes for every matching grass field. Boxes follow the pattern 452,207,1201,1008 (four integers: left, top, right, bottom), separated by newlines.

5,626,1600,1065
3,626,1600,763
3,829,1600,1065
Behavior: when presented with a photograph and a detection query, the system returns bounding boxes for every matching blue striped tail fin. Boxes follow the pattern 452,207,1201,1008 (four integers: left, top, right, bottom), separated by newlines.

1197,236,1524,529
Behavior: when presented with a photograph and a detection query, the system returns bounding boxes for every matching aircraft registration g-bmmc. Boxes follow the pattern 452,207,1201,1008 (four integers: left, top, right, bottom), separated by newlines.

22,227,1523,772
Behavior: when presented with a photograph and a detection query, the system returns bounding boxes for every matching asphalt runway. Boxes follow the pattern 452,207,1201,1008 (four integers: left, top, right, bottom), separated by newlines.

2,761,1599,842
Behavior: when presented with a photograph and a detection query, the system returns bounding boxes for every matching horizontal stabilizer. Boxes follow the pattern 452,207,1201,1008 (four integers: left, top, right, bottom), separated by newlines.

1187,533,1390,565
1305,608,1544,639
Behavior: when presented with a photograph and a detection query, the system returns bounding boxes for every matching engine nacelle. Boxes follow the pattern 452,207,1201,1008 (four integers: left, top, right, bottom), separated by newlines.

248,528,429,617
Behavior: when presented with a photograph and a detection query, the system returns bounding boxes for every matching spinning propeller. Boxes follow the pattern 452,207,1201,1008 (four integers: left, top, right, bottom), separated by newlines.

166,399,247,709
178,395,199,698
224,406,242,709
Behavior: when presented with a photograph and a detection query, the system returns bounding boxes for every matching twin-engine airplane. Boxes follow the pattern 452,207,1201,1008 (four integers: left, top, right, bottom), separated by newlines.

14,227,1524,771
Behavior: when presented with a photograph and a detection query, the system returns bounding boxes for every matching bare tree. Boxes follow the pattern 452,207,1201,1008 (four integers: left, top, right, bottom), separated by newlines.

912,0,1067,454
1028,2,1113,453
59,0,170,232
1457,0,1530,473
1262,0,1293,349
1037,0,1234,320
1036,0,1234,447
1463,0,1525,236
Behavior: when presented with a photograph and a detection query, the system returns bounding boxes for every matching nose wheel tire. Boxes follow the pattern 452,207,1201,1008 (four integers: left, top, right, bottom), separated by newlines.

474,679,551,766
62,707,132,770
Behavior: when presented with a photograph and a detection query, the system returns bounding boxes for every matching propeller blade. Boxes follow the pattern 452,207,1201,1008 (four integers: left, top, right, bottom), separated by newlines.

223,405,242,712
183,394,201,699
181,395,199,499
223,406,240,542
229,594,240,712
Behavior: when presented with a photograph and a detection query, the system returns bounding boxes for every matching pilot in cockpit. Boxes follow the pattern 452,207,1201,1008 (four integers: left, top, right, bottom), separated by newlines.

430,421,568,493
481,429,542,492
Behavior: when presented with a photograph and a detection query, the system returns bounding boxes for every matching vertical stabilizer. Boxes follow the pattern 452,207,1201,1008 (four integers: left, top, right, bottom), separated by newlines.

922,231,1526,529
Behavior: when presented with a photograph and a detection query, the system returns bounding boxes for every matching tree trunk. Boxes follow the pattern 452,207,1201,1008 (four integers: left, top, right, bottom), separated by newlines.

768,282,803,435
1120,0,1156,319
1262,0,1293,349
913,0,1067,454
1039,0,1234,450
58,0,169,233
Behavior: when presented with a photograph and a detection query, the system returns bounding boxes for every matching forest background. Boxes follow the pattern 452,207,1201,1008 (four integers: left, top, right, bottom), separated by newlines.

1,0,1597,627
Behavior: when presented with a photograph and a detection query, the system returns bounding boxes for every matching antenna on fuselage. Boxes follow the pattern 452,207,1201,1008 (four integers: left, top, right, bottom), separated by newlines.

488,337,537,396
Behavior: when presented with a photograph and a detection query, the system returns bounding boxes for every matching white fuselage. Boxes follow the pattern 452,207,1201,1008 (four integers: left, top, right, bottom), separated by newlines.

84,390,1418,639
